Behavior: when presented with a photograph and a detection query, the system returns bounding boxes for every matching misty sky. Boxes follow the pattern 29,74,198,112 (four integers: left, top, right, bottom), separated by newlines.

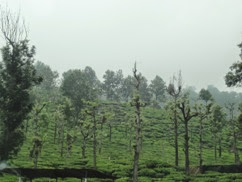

1,0,242,91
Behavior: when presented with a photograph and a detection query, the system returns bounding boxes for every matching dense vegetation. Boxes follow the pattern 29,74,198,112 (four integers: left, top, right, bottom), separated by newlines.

1,8,242,182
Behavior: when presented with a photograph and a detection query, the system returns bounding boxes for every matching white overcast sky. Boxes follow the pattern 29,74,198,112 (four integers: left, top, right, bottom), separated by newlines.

1,0,242,91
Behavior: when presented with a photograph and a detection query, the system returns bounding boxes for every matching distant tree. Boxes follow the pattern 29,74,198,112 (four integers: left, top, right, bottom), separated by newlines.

34,61,58,91
120,75,134,101
0,9,42,161
83,66,99,85
84,66,102,97
207,85,240,107
102,69,123,101
225,42,242,87
61,68,98,123
149,75,166,103
139,74,152,105
177,95,198,175
183,86,199,103
167,71,182,166
199,89,213,104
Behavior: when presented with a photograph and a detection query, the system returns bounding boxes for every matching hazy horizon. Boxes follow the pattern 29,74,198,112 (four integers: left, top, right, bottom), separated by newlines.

1,0,242,92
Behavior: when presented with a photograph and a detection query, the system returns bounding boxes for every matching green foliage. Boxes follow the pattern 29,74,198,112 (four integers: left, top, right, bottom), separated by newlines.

61,68,98,121
0,40,41,160
35,61,58,91
225,42,242,87
139,168,156,177
199,89,213,103
120,75,134,101
1,56,242,181
210,105,225,134
207,85,242,107
150,75,166,103
139,74,152,105
225,61,242,87
102,69,123,101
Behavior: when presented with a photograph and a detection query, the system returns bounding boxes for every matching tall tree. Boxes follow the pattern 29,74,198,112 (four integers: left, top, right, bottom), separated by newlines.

0,9,41,160
102,69,123,101
120,75,134,101
131,63,145,182
197,89,213,169
85,101,99,169
177,95,198,175
98,113,107,154
167,71,182,166
149,75,166,103
225,103,240,164
61,67,98,123
34,61,58,91
29,102,48,168
199,89,213,104
79,118,93,159
210,105,225,161
139,74,152,105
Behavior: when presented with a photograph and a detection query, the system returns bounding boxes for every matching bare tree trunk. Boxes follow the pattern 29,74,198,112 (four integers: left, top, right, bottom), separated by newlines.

33,145,38,169
129,127,132,153
25,119,29,133
177,100,198,176
219,138,222,158
173,97,179,167
184,120,190,175
82,139,86,159
133,107,141,182
199,117,203,169
234,132,240,164
234,141,240,164
214,136,217,161
232,120,240,164
60,129,64,157
132,63,143,182
109,124,112,143
99,124,103,154
167,72,183,167
125,124,128,137
93,114,97,169
54,122,57,144
66,134,72,158
174,107,179,167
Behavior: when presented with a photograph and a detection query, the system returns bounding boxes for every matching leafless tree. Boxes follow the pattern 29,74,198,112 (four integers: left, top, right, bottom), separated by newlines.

167,71,182,166
0,7,28,45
